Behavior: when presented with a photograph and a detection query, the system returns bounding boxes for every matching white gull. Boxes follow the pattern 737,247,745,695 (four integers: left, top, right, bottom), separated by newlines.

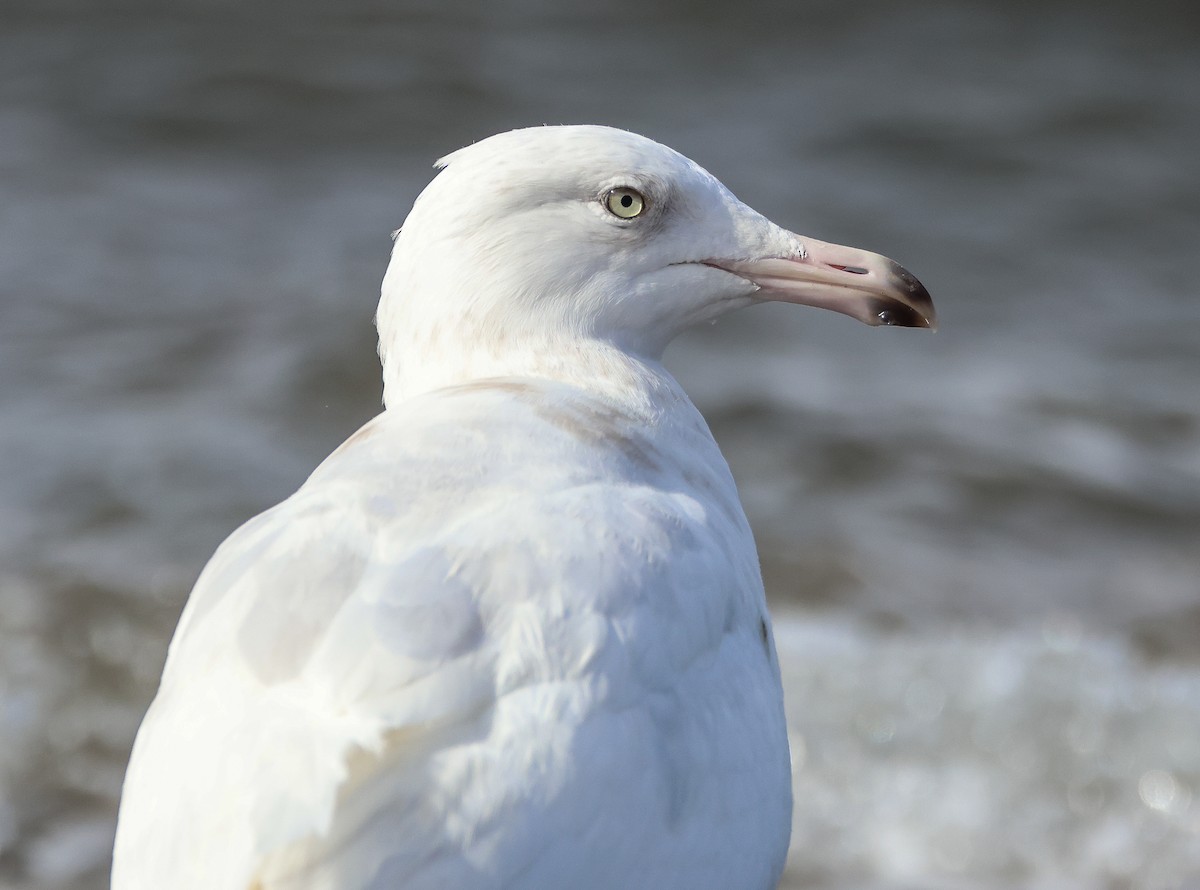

112,125,934,890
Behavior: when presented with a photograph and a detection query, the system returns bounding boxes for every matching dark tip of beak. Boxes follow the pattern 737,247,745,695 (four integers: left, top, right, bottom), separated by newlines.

870,299,932,328
882,260,937,329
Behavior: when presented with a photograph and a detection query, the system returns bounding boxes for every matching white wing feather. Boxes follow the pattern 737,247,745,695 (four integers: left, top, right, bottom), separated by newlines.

113,381,790,890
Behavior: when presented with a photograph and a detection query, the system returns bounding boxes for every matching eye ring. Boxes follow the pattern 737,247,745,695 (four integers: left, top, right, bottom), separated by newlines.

604,187,646,220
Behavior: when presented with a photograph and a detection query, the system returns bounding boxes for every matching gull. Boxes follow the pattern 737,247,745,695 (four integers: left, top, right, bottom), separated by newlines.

112,125,934,890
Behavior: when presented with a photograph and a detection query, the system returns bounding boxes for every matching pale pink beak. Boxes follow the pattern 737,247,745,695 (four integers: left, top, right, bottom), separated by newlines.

715,234,936,330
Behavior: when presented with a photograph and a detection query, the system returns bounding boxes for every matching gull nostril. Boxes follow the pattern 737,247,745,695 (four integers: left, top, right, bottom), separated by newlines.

830,264,869,275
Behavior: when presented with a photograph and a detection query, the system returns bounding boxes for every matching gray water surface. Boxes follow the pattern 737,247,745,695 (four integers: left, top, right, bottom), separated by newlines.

2,1,1198,887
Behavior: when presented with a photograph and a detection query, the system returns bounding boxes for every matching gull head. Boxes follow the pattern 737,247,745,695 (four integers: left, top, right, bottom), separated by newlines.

378,125,934,402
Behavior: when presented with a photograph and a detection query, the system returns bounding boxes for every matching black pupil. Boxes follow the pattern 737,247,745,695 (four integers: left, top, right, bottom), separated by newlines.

620,194,633,207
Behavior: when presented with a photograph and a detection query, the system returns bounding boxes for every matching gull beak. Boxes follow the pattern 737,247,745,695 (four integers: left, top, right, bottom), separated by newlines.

716,234,937,330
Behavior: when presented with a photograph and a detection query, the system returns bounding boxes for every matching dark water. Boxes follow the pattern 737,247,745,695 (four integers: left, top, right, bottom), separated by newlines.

2,1,1198,886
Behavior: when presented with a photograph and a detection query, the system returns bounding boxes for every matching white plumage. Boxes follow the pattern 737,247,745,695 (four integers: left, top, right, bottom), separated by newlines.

113,125,932,889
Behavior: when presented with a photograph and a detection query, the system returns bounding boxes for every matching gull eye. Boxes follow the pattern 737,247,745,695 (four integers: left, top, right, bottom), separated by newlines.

604,187,646,219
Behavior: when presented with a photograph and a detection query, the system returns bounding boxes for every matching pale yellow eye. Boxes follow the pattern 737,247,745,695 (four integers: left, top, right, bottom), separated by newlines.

605,187,646,219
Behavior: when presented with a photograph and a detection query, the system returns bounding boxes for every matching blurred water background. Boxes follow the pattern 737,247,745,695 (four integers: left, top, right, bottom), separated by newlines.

1,0,1198,887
